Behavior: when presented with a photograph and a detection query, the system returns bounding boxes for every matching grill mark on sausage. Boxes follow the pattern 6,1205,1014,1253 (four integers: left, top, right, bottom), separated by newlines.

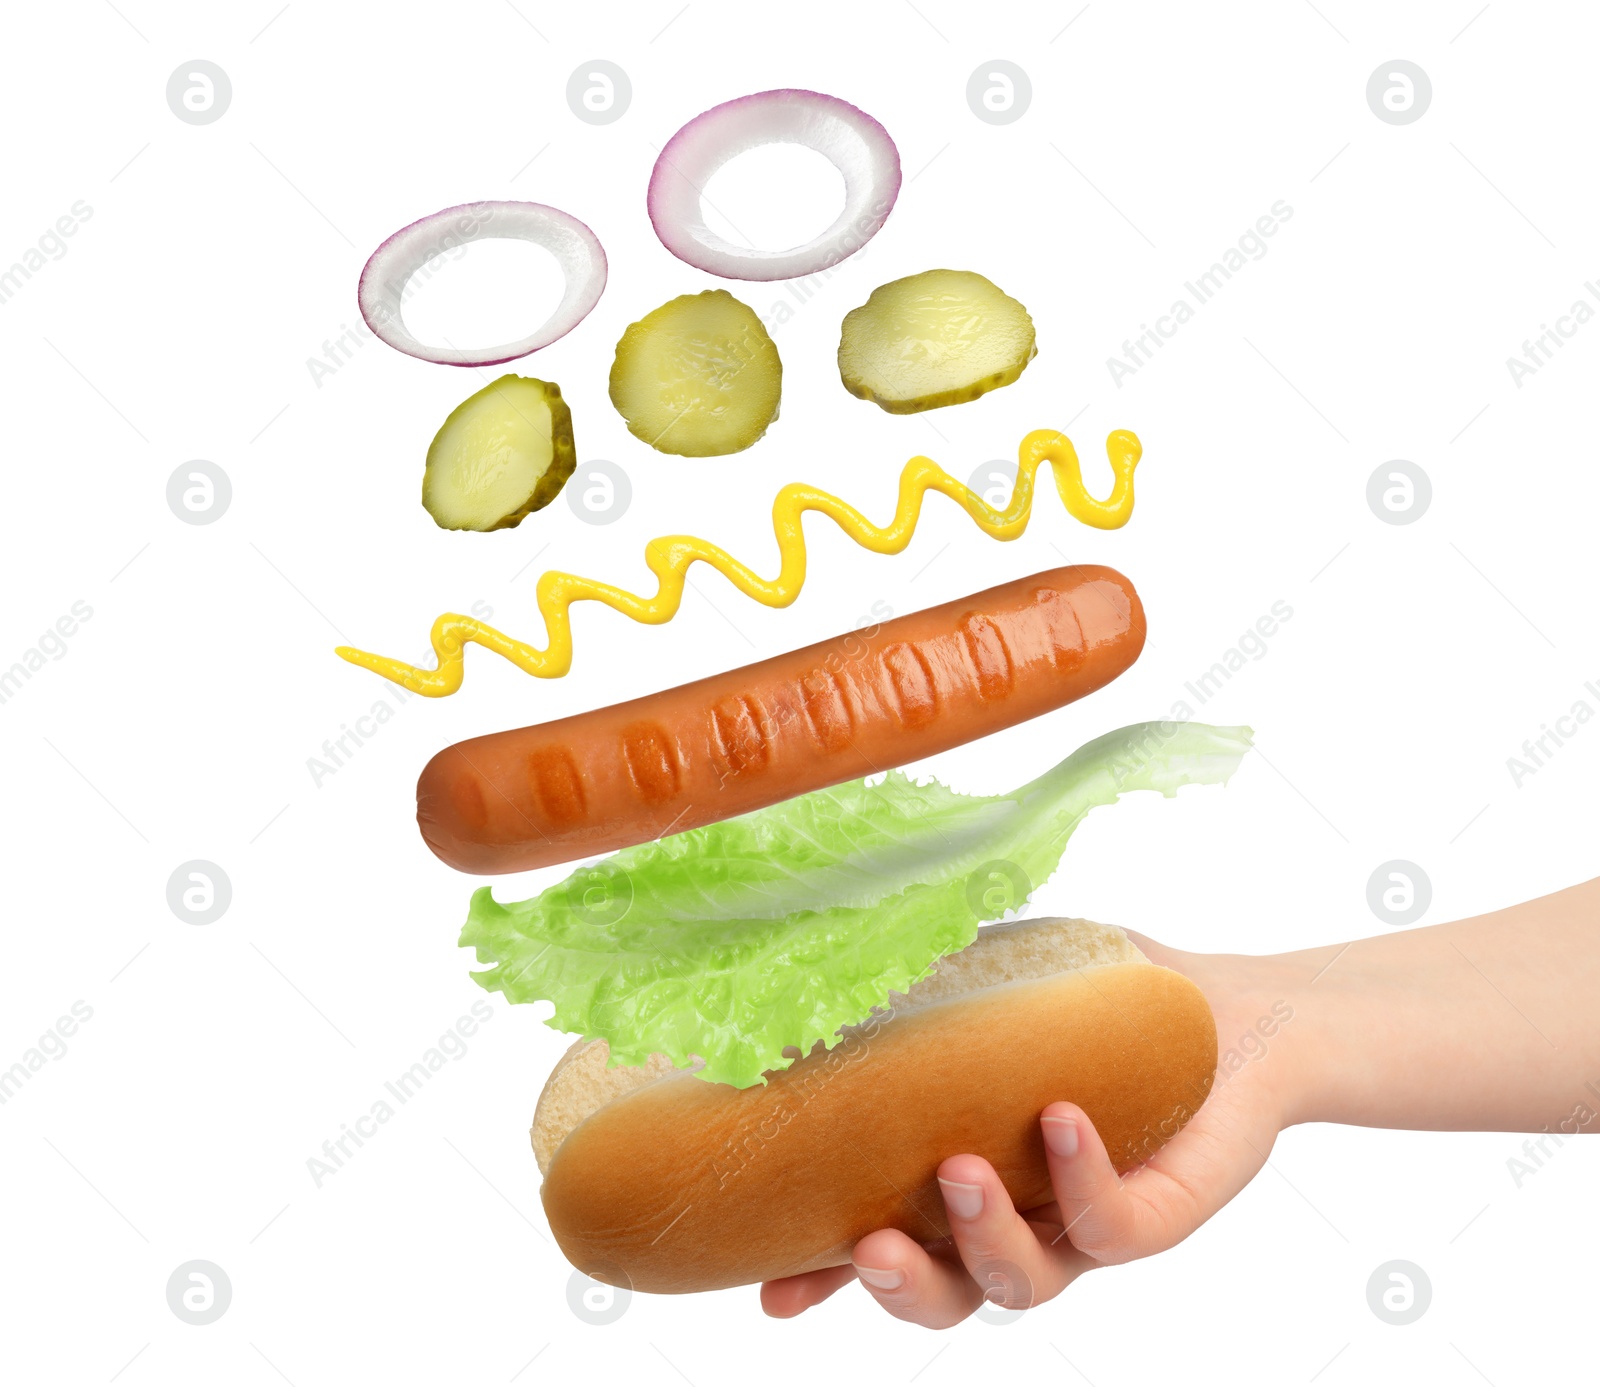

957,612,1015,701
880,641,939,730
709,694,771,777
798,669,854,753
448,762,489,832
621,722,681,805
528,746,587,827
1032,586,1085,673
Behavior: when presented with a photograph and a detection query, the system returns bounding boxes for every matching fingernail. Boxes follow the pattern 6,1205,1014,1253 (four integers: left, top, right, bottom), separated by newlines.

1042,1115,1079,1158
855,1264,904,1291
938,1177,985,1221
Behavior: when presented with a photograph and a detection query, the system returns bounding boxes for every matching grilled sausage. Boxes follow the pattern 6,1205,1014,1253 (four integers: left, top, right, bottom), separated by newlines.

418,565,1145,873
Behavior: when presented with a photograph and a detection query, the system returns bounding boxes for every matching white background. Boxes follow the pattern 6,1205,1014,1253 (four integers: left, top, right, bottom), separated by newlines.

2,0,1597,1381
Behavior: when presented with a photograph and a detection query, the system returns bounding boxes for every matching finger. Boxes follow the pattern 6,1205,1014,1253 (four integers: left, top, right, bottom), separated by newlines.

935,1153,1088,1308
1040,1102,1185,1265
760,1263,858,1318
850,1227,984,1329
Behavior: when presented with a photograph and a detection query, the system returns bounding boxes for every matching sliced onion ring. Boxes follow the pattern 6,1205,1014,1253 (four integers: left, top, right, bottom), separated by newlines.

648,89,901,282
357,201,607,367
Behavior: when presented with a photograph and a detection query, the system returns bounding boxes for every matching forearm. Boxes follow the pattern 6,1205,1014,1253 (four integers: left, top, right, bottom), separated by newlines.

1200,879,1600,1132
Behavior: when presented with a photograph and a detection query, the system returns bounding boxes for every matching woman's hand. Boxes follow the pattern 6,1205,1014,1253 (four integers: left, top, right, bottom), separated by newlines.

761,936,1299,1325
762,878,1600,1324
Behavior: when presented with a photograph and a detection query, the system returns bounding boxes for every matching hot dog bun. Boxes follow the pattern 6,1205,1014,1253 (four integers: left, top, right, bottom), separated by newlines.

419,565,1145,874
534,917,1216,1294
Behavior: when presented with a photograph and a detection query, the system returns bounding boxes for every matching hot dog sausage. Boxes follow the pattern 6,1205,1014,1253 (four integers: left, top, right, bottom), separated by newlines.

417,565,1145,873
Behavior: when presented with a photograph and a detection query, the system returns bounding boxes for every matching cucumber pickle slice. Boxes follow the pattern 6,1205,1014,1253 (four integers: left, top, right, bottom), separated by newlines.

608,290,781,456
422,375,577,531
837,269,1036,414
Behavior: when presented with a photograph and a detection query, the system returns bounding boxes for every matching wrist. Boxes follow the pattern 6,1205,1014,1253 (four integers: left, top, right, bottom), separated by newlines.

1234,938,1398,1129
1202,950,1313,1129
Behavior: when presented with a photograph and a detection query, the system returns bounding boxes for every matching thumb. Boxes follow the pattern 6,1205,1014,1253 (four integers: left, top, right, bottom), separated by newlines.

1039,1102,1185,1266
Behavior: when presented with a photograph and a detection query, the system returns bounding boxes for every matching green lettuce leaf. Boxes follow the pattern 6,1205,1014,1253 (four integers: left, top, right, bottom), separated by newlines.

460,720,1252,1087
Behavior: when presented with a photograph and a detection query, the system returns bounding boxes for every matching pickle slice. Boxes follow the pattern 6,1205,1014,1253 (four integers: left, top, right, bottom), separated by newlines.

608,290,781,456
837,269,1036,414
422,374,577,531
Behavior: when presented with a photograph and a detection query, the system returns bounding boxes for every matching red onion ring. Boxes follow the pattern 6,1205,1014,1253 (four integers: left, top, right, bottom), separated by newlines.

357,201,607,367
648,89,900,281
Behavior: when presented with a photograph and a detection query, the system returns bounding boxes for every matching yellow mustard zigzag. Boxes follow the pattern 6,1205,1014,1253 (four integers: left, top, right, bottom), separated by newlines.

336,428,1141,696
